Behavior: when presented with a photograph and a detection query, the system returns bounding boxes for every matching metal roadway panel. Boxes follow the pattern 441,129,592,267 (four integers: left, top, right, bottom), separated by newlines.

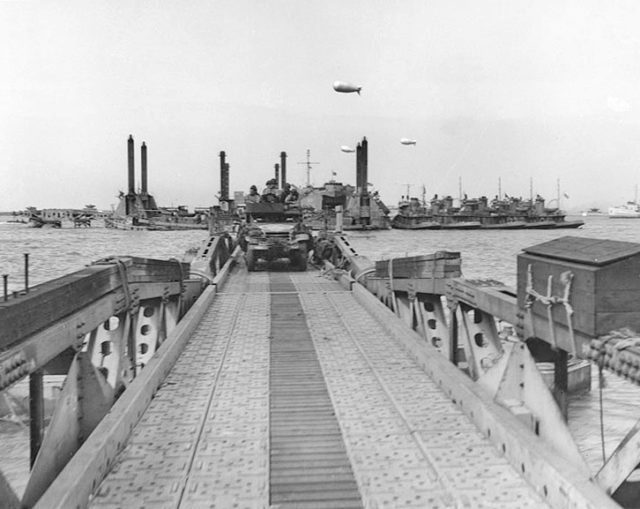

87,267,553,508
295,272,546,508
89,268,271,508
268,273,362,508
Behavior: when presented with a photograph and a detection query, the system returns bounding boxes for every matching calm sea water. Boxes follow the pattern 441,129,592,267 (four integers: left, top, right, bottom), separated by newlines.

1,215,639,486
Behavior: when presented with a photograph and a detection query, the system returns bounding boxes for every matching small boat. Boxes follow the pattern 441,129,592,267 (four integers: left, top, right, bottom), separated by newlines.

581,208,604,217
28,215,62,228
608,202,640,218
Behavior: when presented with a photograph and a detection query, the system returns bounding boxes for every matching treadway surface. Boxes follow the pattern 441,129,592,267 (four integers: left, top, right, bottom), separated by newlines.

88,267,546,508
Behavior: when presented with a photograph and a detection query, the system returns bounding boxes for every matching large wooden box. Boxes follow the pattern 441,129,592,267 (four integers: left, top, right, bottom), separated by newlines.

517,236,640,338
375,251,461,279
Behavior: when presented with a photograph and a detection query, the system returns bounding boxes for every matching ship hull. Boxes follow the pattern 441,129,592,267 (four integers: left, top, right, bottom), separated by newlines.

391,216,441,230
440,221,482,230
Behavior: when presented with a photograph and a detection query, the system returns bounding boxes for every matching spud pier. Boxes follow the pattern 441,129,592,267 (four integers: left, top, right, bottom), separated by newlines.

1,233,640,508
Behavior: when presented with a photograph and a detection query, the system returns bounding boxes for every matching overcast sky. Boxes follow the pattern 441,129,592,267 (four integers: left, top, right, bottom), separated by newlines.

2,0,640,212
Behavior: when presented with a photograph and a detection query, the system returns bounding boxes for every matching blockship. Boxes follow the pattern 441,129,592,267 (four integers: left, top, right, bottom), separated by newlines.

232,139,391,231
392,192,584,230
299,138,390,230
105,136,209,231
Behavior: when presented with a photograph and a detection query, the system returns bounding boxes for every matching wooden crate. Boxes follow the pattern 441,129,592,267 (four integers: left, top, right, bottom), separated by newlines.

517,236,640,338
375,251,461,279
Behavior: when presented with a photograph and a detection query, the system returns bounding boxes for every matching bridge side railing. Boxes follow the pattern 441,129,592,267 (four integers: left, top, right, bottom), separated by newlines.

0,233,234,508
328,233,640,502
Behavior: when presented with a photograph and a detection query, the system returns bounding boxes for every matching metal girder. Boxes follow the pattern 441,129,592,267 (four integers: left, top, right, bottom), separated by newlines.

32,284,220,509
369,275,450,295
87,311,132,393
446,278,518,325
597,418,640,494
0,470,19,509
477,341,589,473
0,282,181,392
31,249,238,509
351,283,618,509
0,259,187,349
22,352,114,507
457,303,503,381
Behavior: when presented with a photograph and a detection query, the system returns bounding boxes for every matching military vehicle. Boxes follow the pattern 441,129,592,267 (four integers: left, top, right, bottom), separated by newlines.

238,202,311,271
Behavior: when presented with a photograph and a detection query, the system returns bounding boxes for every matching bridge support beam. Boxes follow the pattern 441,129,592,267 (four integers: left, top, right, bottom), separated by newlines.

29,370,44,467
22,352,114,508
456,303,503,380
597,418,640,495
0,471,19,509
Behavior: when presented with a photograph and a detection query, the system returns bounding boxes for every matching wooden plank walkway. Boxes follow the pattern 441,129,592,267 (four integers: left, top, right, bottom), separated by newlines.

87,267,546,508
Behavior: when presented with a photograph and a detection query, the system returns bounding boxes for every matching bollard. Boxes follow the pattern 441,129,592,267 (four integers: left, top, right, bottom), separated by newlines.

24,252,29,293
2,274,7,301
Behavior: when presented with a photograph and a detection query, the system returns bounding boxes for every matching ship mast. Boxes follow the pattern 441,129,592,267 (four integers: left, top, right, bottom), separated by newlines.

529,177,533,203
297,149,319,187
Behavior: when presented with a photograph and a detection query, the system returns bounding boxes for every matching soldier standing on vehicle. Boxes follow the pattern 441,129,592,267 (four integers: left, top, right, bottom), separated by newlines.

246,185,260,203
261,179,279,203
284,188,299,206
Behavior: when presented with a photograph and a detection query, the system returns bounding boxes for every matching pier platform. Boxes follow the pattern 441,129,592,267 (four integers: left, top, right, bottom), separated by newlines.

84,266,544,508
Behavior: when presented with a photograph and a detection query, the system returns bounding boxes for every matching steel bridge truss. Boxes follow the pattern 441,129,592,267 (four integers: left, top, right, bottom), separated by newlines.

330,234,640,502
0,234,233,508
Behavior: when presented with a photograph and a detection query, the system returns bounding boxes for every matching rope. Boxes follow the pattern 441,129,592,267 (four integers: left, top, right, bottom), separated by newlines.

354,267,376,283
189,269,214,284
115,259,132,312
169,257,185,285
598,363,606,465
590,331,620,467
587,329,640,385
93,257,134,312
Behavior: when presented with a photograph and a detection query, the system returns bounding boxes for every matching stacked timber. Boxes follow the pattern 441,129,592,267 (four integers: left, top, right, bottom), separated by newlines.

374,251,461,279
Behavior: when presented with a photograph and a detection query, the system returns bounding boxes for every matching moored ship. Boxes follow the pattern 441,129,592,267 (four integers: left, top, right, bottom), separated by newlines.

299,179,391,231
581,207,605,217
300,138,390,230
392,193,584,230
390,196,441,229
234,139,391,231
106,136,209,231
608,202,640,218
